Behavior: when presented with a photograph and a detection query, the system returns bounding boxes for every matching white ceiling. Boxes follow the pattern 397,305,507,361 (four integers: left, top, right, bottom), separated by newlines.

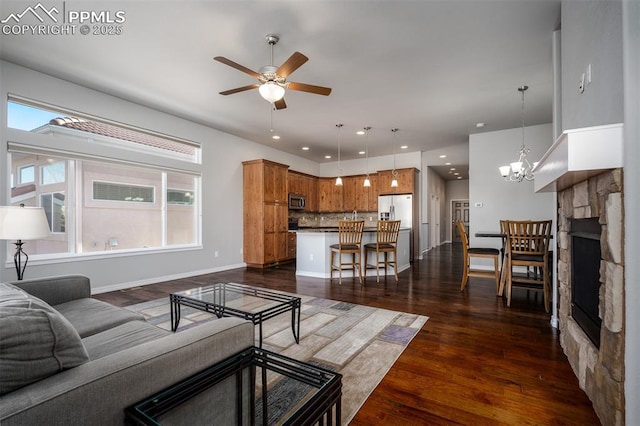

0,0,561,180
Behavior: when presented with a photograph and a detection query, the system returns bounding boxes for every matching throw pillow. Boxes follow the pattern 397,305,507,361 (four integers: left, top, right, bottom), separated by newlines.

0,282,89,395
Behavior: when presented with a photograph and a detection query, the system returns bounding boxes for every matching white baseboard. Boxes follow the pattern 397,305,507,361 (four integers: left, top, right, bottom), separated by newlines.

91,262,247,294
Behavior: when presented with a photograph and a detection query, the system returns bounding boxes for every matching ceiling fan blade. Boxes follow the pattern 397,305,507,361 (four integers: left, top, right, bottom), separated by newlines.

213,56,260,79
287,82,332,96
219,84,260,95
274,98,287,110
277,52,308,78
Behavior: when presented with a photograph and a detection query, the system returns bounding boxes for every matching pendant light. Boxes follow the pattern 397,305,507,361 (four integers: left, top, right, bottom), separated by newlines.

390,128,399,187
499,85,535,182
363,126,371,187
335,124,343,186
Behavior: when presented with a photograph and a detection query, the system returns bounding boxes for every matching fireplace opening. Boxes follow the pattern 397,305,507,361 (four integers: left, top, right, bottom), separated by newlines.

570,218,602,348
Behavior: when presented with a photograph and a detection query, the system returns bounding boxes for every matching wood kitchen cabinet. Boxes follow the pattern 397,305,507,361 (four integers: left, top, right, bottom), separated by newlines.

378,168,418,195
343,174,377,212
318,177,343,212
287,232,297,259
242,159,290,268
287,171,318,212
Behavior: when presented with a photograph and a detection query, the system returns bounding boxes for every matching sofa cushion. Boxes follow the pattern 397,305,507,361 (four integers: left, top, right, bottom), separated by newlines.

82,320,169,360
0,282,89,395
53,298,145,338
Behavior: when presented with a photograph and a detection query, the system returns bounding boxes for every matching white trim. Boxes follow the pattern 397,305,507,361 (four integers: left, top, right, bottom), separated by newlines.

90,263,247,294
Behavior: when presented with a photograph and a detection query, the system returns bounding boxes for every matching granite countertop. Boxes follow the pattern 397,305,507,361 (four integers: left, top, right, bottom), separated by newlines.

296,226,409,233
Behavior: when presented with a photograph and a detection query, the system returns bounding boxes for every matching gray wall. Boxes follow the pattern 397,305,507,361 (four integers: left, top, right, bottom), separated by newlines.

623,1,640,424
468,123,555,255
561,1,624,129
0,61,320,292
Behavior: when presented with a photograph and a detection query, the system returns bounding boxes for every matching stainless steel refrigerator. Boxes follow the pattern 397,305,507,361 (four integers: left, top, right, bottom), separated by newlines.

378,194,414,261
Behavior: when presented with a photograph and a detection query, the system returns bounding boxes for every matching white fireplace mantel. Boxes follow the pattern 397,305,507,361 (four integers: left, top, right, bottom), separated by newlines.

533,123,624,193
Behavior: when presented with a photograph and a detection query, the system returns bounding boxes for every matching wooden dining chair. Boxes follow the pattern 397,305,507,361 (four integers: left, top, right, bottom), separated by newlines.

364,220,401,283
456,220,500,292
330,220,365,284
504,220,552,312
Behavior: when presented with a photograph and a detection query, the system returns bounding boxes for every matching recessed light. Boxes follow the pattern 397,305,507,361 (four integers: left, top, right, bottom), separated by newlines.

359,151,365,155
445,162,451,165
439,155,447,158
457,176,462,179
454,172,459,176
325,155,331,159
450,167,456,171
356,130,365,135
272,135,280,140
476,122,485,128
400,145,408,149
302,147,309,151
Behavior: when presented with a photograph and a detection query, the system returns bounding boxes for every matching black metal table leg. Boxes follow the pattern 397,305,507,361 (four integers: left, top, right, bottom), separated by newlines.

170,296,181,332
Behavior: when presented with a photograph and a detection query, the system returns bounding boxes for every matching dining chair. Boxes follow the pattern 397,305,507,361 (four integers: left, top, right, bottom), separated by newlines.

504,220,552,312
330,220,365,284
456,220,500,292
364,220,401,283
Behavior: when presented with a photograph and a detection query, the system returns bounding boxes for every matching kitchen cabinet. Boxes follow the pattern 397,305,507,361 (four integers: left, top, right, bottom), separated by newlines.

343,174,377,212
318,177,343,212
287,171,318,212
378,168,418,195
287,232,297,259
242,159,290,268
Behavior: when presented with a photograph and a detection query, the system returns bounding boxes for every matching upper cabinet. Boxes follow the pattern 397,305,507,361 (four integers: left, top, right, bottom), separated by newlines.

378,168,418,195
318,177,343,212
261,160,288,203
287,171,318,212
343,174,377,212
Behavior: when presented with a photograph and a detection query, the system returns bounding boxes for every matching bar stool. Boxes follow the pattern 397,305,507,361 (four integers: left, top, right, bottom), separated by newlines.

330,220,365,284
457,220,500,292
364,220,401,283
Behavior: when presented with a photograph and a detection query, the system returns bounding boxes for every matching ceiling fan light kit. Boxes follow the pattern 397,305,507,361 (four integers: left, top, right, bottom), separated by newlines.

214,34,332,110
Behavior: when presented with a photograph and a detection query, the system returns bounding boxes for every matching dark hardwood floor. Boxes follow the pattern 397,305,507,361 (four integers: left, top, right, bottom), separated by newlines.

95,243,600,425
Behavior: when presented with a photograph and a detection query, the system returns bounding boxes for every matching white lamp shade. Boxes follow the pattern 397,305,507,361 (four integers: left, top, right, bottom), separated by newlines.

258,82,285,103
363,177,371,187
510,161,523,172
499,165,511,177
335,176,343,186
0,206,51,240
391,178,398,188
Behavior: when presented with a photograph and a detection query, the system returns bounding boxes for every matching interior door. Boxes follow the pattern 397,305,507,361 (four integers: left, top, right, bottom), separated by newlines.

452,200,469,243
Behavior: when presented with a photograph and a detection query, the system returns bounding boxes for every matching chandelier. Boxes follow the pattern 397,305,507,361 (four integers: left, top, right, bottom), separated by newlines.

499,85,535,182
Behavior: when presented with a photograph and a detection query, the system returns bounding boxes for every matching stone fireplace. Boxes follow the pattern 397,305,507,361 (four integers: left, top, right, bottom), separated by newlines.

557,169,624,425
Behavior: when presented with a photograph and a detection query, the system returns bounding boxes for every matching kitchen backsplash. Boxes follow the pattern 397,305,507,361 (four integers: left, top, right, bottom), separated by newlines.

290,211,378,227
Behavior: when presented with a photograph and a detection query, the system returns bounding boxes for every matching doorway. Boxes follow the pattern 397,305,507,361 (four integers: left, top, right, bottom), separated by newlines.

452,200,469,243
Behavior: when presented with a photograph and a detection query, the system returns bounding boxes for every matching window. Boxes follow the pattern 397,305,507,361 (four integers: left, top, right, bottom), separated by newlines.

41,162,65,185
93,182,155,203
6,98,202,259
40,192,66,233
19,165,34,184
167,189,195,205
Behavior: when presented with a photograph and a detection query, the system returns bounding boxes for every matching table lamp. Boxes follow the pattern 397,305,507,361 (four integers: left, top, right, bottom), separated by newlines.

0,205,51,280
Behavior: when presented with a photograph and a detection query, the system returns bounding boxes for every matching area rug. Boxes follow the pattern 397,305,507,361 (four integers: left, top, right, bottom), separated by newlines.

125,285,428,424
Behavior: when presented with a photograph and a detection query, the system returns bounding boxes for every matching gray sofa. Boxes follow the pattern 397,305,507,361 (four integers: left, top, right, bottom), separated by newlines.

0,275,254,425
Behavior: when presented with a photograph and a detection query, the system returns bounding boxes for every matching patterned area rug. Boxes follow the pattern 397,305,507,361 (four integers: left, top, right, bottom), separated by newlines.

125,285,428,424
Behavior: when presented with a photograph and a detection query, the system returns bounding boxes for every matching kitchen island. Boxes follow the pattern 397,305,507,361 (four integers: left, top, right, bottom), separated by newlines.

295,227,411,279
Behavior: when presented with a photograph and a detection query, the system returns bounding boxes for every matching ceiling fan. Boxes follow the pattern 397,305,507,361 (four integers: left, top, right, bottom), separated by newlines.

214,34,332,110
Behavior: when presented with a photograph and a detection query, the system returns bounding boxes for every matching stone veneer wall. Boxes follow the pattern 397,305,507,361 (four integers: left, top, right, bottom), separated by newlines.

557,169,624,426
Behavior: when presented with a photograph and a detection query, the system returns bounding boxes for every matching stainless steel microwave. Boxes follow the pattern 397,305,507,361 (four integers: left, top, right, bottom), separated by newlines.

288,193,306,210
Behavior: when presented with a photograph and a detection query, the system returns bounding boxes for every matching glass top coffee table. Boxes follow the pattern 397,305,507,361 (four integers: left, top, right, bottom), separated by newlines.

170,283,301,347
125,346,342,426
